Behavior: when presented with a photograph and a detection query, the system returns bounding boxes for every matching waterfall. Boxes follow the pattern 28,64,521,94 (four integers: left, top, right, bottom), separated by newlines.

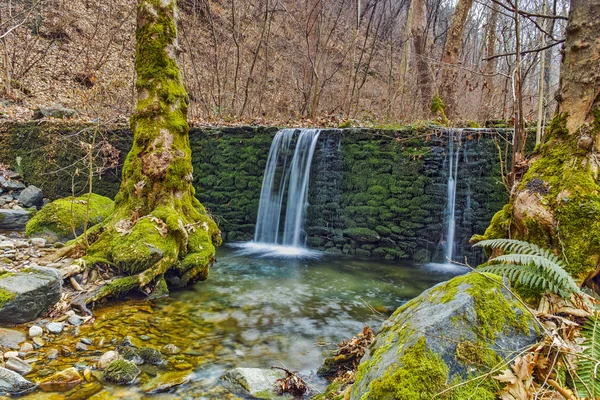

236,128,322,257
444,131,462,262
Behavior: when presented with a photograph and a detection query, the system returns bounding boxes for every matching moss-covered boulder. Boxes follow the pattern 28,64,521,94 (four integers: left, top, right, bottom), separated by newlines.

0,266,62,324
350,273,540,400
25,194,113,243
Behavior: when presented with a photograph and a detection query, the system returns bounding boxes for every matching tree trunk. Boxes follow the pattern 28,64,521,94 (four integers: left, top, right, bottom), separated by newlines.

411,0,432,115
67,0,221,302
480,2,498,122
439,0,474,119
474,0,600,292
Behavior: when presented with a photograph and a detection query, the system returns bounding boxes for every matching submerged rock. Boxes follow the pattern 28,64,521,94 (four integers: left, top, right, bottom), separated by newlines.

142,370,194,394
349,272,540,399
221,367,289,399
138,347,163,365
38,367,82,392
0,328,26,350
0,366,36,395
25,193,113,243
5,357,32,375
0,267,62,324
103,360,140,385
97,351,119,370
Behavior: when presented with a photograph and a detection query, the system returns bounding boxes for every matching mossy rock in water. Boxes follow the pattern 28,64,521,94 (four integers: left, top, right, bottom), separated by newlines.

25,194,113,243
138,347,164,365
350,272,540,400
103,360,140,385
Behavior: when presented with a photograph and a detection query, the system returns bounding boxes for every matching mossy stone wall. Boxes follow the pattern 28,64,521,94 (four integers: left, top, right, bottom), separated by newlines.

0,122,508,264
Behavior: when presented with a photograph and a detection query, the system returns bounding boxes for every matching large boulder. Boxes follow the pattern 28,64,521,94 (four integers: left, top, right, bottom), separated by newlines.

0,366,36,395
350,272,540,400
18,186,44,208
25,193,113,243
221,368,289,399
0,266,62,324
0,209,30,230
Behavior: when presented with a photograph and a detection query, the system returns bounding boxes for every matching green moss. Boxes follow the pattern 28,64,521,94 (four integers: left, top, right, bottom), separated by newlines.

0,287,16,308
138,347,163,365
431,94,448,125
103,360,141,385
26,194,113,241
361,337,449,400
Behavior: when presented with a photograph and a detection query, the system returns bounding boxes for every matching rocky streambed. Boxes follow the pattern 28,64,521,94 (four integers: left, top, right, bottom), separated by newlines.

0,244,465,399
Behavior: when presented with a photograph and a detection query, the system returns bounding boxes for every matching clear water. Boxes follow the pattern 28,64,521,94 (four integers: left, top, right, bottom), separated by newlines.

21,247,467,399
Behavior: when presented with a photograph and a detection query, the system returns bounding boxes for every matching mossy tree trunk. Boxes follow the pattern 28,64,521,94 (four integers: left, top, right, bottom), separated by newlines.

70,0,221,302
474,0,600,292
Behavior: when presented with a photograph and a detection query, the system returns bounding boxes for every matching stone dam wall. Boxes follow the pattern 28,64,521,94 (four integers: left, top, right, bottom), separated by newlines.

0,122,510,265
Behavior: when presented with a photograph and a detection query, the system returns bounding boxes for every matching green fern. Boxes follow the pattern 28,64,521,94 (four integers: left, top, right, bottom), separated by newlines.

474,239,581,298
575,310,600,398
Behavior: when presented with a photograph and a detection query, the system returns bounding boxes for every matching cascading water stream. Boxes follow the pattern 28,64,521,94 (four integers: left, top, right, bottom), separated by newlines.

235,128,322,257
444,130,462,262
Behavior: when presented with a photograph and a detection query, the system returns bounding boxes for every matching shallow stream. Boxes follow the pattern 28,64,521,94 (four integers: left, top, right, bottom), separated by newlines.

21,246,467,399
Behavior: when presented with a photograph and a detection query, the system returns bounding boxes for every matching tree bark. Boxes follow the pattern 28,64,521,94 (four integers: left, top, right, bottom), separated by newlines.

475,0,600,292
66,0,221,302
411,0,432,115
439,0,474,119
480,2,499,122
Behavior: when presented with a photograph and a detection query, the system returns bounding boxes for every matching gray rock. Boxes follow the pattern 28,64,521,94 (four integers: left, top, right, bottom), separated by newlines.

68,314,85,326
18,186,43,208
5,357,32,375
349,273,540,399
33,105,77,120
32,337,44,349
46,322,63,334
0,209,30,230
75,342,88,351
46,349,59,359
221,367,288,399
28,326,43,338
30,238,46,248
0,267,62,324
0,176,25,191
0,328,26,350
0,366,36,395
80,338,92,345
0,241,15,250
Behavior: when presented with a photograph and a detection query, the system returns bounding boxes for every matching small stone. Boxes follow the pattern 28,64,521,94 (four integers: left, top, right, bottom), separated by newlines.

46,349,59,360
53,242,65,249
19,343,33,353
28,325,43,338
29,237,46,248
68,315,85,326
60,346,72,356
140,335,151,341
138,347,163,365
161,344,180,355
121,336,134,347
0,241,15,250
32,337,44,349
80,338,92,345
5,357,33,375
3,351,18,359
97,351,119,370
46,322,63,334
75,342,89,352
39,367,82,392
0,328,26,350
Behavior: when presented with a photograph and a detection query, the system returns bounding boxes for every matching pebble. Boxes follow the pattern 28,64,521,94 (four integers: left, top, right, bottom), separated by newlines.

28,325,43,338
121,336,134,347
140,335,151,341
19,343,33,353
30,238,46,248
68,315,85,327
6,356,33,375
162,344,180,355
32,337,44,349
75,342,89,352
46,349,59,360
97,350,119,370
46,322,63,334
3,351,18,359
80,338,92,345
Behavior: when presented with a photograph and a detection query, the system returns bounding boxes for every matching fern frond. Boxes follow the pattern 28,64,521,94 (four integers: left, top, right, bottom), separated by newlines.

475,239,581,298
575,310,600,398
